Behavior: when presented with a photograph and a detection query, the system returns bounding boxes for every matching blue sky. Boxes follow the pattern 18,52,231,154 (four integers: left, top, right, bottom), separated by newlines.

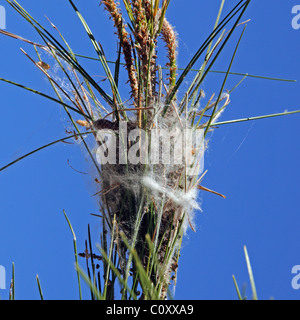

0,0,300,300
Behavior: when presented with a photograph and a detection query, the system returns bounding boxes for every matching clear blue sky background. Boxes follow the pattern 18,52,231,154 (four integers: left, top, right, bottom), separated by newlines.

0,0,300,300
